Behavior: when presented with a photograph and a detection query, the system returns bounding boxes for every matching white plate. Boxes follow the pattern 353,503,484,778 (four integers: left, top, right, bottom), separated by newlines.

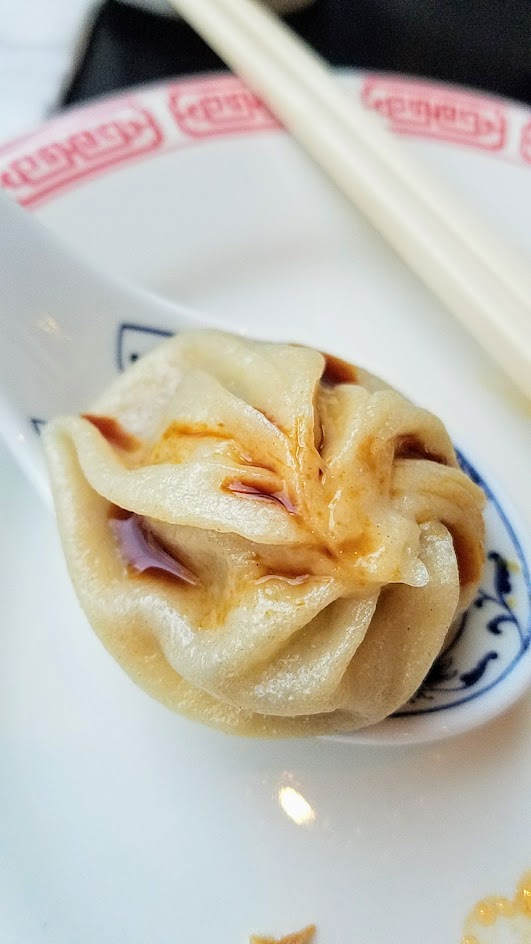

1,71,530,943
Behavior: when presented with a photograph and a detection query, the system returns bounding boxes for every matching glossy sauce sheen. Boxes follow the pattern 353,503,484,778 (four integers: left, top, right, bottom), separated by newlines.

255,572,310,587
82,414,140,451
109,510,198,585
226,480,298,514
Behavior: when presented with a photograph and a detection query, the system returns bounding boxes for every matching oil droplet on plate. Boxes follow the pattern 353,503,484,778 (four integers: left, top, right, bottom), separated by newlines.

461,870,531,943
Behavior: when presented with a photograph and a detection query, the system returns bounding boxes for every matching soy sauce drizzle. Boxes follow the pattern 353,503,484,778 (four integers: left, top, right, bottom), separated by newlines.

226,480,298,514
320,353,358,388
109,511,198,585
82,414,140,452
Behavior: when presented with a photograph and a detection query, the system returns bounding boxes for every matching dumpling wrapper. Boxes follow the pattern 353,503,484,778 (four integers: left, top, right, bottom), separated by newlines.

43,330,485,736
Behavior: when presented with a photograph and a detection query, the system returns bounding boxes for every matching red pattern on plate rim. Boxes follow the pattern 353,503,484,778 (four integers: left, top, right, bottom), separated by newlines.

167,74,279,138
520,122,531,163
0,73,529,209
361,75,507,151
0,99,163,208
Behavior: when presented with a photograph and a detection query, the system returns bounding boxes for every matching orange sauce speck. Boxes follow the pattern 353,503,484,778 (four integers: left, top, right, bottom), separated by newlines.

338,532,374,559
250,925,316,944
149,420,231,464
82,413,140,451
148,422,280,478
160,421,229,439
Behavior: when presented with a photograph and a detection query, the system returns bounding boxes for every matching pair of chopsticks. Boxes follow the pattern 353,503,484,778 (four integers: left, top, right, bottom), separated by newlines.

169,0,531,400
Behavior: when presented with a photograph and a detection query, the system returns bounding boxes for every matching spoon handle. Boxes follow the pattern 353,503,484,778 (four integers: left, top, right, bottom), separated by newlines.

0,194,194,498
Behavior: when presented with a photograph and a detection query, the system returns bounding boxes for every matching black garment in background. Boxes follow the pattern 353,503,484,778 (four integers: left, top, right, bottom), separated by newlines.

61,0,531,109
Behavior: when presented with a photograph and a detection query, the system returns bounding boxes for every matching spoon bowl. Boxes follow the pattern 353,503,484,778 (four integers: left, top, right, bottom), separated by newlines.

0,192,529,745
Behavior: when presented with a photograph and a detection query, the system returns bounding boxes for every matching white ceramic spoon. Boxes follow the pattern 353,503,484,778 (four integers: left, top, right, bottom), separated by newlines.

0,192,529,746
0,192,203,503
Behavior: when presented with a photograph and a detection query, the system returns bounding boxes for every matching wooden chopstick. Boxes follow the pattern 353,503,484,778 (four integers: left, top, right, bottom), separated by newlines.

169,0,531,399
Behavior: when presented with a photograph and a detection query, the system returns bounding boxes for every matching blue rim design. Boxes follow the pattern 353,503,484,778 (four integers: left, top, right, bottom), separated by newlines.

30,417,46,435
395,449,530,716
116,322,173,372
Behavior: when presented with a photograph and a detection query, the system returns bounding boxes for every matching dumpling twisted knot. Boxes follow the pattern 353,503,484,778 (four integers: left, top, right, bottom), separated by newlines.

44,331,485,736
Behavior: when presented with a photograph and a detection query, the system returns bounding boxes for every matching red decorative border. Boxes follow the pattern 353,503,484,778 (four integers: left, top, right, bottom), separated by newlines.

167,74,279,138
520,122,531,163
362,76,507,152
0,73,529,210
0,100,164,208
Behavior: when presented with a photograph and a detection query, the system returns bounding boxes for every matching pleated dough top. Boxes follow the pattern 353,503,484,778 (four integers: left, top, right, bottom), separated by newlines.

43,330,485,736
